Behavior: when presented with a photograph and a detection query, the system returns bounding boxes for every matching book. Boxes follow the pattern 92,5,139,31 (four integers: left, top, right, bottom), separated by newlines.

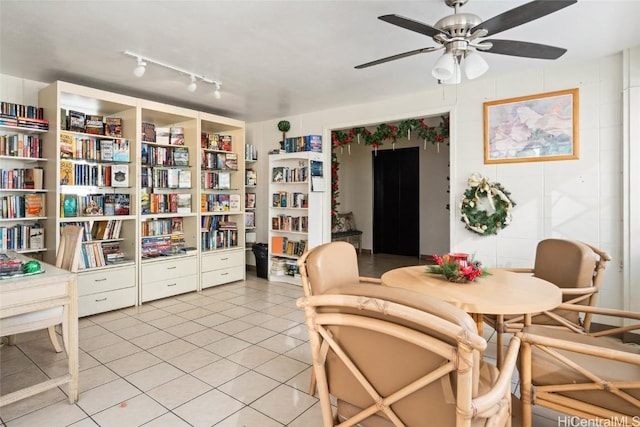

272,167,284,183
61,194,78,217
100,139,114,161
60,160,74,185
113,139,130,162
60,133,75,158
218,194,230,211
104,194,115,216
271,236,284,254
305,135,323,152
246,169,256,186
208,133,220,150
170,127,185,145
171,217,183,233
218,172,230,189
140,190,150,214
167,168,180,188
68,110,85,132
229,194,241,212
29,225,44,249
111,164,129,187
105,117,122,137
245,211,255,228
172,147,189,166
219,135,232,151
177,194,191,213
178,170,191,188
85,115,104,135
246,193,256,208
24,168,44,190
224,152,238,170
246,231,257,244
25,193,45,217
114,193,130,215
141,122,156,142
156,127,170,144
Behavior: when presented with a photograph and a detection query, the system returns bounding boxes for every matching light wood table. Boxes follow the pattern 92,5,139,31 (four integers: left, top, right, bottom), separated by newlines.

381,266,562,364
0,257,78,407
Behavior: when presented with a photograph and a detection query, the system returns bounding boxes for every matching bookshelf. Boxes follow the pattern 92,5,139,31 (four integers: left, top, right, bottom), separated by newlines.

138,100,198,302
244,142,258,261
0,123,48,255
39,81,138,317
199,112,246,289
268,150,324,285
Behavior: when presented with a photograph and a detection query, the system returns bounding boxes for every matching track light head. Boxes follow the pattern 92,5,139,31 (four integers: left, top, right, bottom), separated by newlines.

133,57,146,78
213,83,221,99
187,75,197,93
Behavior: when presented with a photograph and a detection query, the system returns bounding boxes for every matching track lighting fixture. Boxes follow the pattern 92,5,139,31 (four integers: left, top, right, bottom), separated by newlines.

124,51,222,98
187,75,197,93
133,57,146,78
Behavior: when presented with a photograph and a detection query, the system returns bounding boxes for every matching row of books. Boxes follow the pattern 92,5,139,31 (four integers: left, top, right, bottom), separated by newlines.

201,214,232,232
0,224,44,252
142,123,185,145
78,241,128,270
201,228,238,251
1,193,45,219
141,217,184,237
0,134,43,158
201,132,232,151
202,151,237,170
282,135,322,153
141,234,185,258
1,102,45,120
0,115,49,131
60,134,130,162
60,161,128,188
270,257,299,277
0,168,43,190
141,167,190,189
141,144,188,166
201,171,231,190
200,193,241,213
271,215,308,232
62,110,122,137
271,166,308,183
245,169,257,186
272,191,307,208
65,220,125,241
140,192,191,214
245,143,257,161
60,193,130,218
271,236,307,257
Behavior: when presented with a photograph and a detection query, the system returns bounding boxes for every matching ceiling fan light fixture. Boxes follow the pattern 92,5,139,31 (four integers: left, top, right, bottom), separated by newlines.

464,50,489,80
441,58,461,85
213,83,222,99
187,75,197,93
432,51,456,81
133,57,146,78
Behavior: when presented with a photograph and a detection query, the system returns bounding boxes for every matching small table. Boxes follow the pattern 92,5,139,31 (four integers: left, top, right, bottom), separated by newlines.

0,256,78,407
381,266,562,363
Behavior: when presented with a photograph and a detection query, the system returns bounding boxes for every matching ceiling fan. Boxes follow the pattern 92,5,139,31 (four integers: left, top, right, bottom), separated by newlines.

355,0,577,84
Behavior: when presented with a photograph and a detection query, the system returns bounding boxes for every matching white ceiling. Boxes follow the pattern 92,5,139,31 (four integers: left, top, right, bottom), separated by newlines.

2,0,639,123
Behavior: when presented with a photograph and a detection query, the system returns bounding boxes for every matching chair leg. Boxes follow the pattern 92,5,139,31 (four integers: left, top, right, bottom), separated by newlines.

309,369,317,395
496,315,504,370
7,334,16,346
48,325,63,353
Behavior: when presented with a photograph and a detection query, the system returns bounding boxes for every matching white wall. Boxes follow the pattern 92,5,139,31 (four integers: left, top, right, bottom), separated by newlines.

248,53,629,311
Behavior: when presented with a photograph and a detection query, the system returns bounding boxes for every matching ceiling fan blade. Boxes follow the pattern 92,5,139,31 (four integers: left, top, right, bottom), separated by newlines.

379,14,448,38
472,0,577,37
355,47,440,69
483,39,567,59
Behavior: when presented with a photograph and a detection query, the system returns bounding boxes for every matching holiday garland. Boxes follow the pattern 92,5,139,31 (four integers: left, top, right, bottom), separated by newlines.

330,116,449,223
460,173,516,236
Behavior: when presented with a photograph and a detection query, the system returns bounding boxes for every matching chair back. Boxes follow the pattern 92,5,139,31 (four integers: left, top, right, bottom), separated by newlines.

56,225,83,273
297,241,360,297
532,239,610,330
297,284,503,427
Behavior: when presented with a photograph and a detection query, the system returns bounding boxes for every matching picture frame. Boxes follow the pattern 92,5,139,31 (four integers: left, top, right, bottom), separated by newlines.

483,88,579,164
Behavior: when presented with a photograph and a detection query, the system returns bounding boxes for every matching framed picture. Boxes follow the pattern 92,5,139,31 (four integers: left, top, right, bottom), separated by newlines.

484,88,579,164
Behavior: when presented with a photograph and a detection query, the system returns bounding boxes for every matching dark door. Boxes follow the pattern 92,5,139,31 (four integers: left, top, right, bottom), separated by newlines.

372,147,419,256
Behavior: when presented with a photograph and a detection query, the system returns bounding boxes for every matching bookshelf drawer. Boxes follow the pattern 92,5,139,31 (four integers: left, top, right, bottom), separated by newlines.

77,265,136,296
142,256,196,282
78,286,137,317
201,265,244,289
201,250,244,272
141,274,196,303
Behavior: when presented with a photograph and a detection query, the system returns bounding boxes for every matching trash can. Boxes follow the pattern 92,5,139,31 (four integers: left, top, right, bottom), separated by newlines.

252,243,269,279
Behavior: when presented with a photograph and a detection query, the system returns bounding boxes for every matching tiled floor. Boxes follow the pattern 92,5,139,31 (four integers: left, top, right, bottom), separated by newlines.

2,265,567,426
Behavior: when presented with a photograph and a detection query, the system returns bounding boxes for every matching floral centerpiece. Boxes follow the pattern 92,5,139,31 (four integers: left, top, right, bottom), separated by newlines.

427,253,490,283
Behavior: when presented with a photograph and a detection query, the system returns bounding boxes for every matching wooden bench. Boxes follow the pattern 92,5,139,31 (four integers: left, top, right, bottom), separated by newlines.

331,230,363,254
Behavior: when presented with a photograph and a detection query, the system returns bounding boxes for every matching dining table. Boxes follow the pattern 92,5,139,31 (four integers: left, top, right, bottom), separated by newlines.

381,266,562,365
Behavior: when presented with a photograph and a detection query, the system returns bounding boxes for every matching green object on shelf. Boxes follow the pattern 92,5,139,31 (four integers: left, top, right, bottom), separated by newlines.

23,260,41,273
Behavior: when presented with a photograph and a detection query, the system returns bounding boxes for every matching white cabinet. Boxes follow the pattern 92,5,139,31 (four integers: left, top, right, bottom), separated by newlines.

268,151,324,285
77,265,137,317
201,248,245,289
140,255,197,302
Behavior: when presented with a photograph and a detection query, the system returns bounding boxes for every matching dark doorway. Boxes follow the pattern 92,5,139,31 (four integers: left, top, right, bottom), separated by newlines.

372,147,419,256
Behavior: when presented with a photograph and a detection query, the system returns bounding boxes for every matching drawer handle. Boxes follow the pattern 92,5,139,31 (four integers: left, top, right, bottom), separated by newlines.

221,272,229,276
168,283,177,287
94,278,108,282
167,266,177,270
95,297,107,302
221,257,228,261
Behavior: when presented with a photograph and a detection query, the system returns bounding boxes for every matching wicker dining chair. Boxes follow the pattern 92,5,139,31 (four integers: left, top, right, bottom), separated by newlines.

484,238,610,364
1,225,83,352
298,283,521,427
518,303,640,426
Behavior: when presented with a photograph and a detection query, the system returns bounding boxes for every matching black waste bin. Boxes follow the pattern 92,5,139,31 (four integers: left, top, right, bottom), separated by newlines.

252,243,269,279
